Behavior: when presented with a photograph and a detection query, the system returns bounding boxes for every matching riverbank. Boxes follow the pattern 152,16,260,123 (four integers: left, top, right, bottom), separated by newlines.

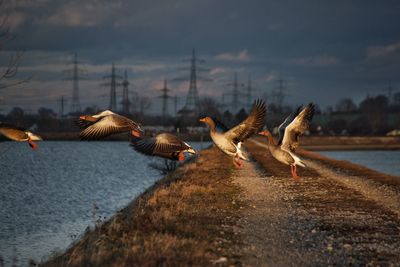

42,139,400,266
9,133,400,150
42,148,244,266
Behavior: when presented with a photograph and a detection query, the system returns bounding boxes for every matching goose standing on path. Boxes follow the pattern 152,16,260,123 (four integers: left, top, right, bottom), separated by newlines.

130,133,196,161
0,123,42,150
78,110,142,140
200,99,266,168
259,103,315,180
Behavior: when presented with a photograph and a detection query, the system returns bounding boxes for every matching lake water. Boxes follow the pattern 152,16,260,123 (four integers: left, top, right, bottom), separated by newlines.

318,150,400,177
0,141,210,266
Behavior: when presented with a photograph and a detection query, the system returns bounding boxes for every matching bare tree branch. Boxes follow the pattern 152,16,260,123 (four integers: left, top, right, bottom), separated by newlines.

0,1,29,90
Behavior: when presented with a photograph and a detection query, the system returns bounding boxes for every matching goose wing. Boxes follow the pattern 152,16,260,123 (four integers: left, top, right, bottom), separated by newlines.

131,133,189,156
224,99,266,144
76,119,96,129
277,106,302,145
80,114,139,140
280,103,315,152
0,124,28,141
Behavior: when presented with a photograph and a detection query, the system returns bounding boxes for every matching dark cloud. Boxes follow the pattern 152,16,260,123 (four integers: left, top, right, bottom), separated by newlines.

0,0,399,113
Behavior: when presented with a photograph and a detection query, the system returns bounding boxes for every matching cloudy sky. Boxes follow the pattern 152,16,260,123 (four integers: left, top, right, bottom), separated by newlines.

0,0,399,115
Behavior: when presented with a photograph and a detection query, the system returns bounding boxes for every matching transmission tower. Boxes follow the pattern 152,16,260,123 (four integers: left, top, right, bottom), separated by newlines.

66,53,85,113
272,74,287,113
384,81,394,104
185,48,200,112
102,63,122,111
57,96,67,118
158,79,173,119
174,95,178,116
246,75,254,110
173,48,210,115
122,70,131,114
226,72,245,113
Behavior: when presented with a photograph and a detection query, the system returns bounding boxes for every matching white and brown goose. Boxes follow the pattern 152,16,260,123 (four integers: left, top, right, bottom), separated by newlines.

0,123,42,150
200,99,266,168
130,133,196,161
259,103,315,180
78,110,142,140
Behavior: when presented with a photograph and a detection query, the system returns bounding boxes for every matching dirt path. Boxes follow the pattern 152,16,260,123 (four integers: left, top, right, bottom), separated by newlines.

233,161,320,266
236,139,400,266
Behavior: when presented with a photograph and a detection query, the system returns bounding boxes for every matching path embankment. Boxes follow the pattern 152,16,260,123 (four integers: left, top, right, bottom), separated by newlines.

42,147,244,267
243,139,400,266
43,138,400,266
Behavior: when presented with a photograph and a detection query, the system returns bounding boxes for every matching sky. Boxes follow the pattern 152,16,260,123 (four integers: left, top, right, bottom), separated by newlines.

0,0,399,115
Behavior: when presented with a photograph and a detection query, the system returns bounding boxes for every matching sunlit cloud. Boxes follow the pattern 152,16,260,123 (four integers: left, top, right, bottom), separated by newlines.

366,41,400,59
291,55,339,67
215,49,251,62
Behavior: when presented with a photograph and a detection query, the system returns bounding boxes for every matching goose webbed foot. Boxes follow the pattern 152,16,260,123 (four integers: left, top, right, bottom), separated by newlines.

233,157,242,169
178,152,185,162
290,165,300,181
28,139,38,151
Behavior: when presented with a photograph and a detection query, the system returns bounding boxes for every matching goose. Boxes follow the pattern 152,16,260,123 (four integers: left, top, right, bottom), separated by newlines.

200,99,266,168
130,133,196,161
78,110,142,140
0,123,42,150
258,103,315,180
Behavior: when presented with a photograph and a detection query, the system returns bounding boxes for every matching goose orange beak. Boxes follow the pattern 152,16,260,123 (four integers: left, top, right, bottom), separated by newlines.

131,130,141,137
199,118,206,122
258,131,268,136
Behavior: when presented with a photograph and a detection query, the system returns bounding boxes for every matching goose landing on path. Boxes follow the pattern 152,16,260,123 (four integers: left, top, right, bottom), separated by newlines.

78,110,142,140
259,103,315,181
0,123,42,150
200,99,266,168
130,133,196,162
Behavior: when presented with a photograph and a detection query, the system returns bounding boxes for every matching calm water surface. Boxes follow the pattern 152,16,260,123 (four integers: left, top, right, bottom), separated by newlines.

0,141,209,266
318,150,400,176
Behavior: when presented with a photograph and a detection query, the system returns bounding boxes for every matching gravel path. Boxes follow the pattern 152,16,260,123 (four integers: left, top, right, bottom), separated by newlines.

234,140,400,266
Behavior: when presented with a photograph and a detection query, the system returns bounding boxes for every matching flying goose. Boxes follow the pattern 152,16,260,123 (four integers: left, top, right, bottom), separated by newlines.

130,133,196,161
78,110,142,140
259,103,315,180
0,123,42,150
200,99,266,168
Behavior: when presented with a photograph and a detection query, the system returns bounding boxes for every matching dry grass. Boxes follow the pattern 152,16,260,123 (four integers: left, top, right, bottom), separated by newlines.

42,147,243,267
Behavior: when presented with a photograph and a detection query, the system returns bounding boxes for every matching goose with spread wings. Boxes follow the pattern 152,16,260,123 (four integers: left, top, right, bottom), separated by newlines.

200,99,266,168
78,110,142,140
0,123,42,150
130,133,196,161
259,103,315,180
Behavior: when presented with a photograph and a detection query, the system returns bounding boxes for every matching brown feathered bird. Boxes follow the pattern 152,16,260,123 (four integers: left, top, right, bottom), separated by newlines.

130,133,196,161
78,110,142,140
259,103,315,180
200,99,266,168
0,123,42,150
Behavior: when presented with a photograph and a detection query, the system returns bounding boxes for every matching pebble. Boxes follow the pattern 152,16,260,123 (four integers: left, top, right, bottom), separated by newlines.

211,257,228,264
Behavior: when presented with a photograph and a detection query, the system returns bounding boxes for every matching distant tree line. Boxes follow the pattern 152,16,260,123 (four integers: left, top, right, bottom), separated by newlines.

0,93,399,136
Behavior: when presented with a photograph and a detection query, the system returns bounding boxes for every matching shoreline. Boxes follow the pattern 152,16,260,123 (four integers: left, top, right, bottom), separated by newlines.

42,139,400,266
2,134,399,150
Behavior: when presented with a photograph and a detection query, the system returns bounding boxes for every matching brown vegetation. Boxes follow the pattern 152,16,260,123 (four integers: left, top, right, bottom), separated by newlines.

42,147,243,267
